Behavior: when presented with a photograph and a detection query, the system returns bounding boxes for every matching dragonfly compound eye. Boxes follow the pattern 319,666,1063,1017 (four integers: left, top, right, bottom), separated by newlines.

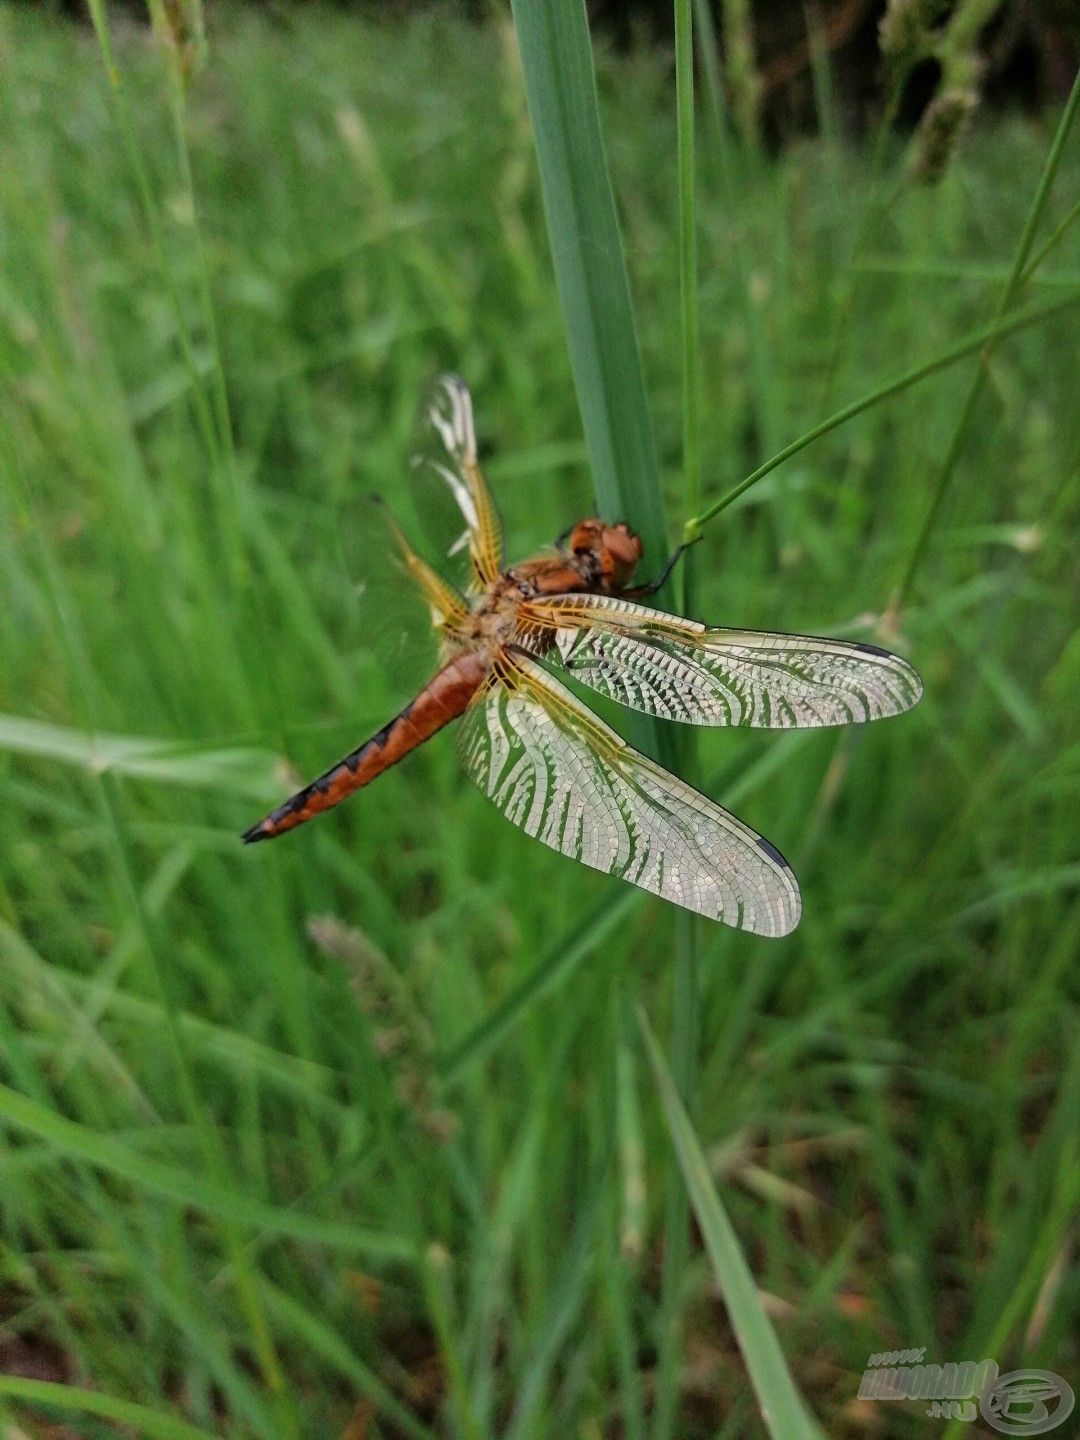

602,525,643,569
569,519,604,554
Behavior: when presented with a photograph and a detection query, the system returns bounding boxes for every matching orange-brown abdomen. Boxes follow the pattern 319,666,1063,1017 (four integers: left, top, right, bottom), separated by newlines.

242,650,489,842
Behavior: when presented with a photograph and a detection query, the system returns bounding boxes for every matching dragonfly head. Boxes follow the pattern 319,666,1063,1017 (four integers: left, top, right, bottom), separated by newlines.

565,518,643,589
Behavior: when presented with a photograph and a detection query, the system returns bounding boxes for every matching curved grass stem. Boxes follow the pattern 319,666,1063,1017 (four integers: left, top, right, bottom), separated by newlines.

683,287,1080,542
895,66,1080,607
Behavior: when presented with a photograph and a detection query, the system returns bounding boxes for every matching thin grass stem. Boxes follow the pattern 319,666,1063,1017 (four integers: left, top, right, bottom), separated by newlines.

653,7,703,1439
422,1246,485,1440
140,0,295,760
1020,195,1080,285
83,0,227,544
684,288,1080,538
895,67,1080,606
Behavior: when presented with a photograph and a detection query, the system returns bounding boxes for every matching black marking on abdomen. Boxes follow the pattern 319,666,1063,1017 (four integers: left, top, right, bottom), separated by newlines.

356,715,399,761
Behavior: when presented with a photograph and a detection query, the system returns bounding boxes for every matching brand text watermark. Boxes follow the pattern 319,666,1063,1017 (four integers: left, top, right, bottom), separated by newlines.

858,1350,1074,1434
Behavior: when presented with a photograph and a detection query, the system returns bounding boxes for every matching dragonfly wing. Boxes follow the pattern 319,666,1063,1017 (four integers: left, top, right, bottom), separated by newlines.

414,375,504,589
522,594,922,728
334,494,467,703
458,651,801,935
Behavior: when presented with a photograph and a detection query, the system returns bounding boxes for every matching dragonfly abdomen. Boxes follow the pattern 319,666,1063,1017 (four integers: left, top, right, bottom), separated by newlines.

242,650,489,843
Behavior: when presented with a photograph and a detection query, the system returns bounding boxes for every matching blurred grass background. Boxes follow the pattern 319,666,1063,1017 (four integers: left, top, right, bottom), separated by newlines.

1,3,1078,1437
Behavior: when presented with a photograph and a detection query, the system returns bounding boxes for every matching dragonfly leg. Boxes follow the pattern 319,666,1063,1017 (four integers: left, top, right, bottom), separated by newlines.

621,536,702,598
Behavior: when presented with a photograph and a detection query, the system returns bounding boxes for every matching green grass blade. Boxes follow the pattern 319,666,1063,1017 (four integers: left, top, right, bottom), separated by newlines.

653,7,701,1436
422,1245,485,1440
509,0,668,570
676,0,702,544
436,885,638,1085
0,1082,416,1261
1021,194,1080,283
504,1147,608,1440
0,1377,218,1440
639,1010,826,1440
0,929,340,1113
260,1279,439,1440
0,714,281,802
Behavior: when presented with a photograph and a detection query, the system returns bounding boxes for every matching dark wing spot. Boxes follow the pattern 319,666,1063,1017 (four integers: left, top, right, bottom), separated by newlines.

756,835,792,869
854,641,892,658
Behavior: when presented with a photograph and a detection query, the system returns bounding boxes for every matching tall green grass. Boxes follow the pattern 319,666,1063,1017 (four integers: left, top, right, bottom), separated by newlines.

0,4,1077,1437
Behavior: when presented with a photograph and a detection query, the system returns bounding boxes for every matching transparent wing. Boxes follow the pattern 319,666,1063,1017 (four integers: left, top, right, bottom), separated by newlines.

333,494,468,703
458,651,801,935
521,594,923,728
412,374,503,590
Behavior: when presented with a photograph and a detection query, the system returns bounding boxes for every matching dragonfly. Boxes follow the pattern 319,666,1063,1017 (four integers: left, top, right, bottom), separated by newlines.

243,376,922,936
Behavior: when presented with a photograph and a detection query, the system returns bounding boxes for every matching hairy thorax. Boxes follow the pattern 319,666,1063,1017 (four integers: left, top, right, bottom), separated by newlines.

452,554,596,664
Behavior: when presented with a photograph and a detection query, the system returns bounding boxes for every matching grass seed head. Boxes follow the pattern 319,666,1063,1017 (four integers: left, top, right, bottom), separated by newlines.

878,0,949,73
911,87,979,184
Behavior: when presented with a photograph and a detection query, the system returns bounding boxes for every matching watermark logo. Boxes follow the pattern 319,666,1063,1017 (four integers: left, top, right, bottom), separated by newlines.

857,1350,1074,1434
981,1370,1075,1436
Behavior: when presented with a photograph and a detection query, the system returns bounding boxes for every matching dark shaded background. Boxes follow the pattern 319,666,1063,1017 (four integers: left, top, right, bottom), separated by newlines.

592,0,1077,133
46,0,1080,137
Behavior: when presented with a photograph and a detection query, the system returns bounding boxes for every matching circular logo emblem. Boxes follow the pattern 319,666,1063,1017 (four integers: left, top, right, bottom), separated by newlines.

980,1370,1075,1436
